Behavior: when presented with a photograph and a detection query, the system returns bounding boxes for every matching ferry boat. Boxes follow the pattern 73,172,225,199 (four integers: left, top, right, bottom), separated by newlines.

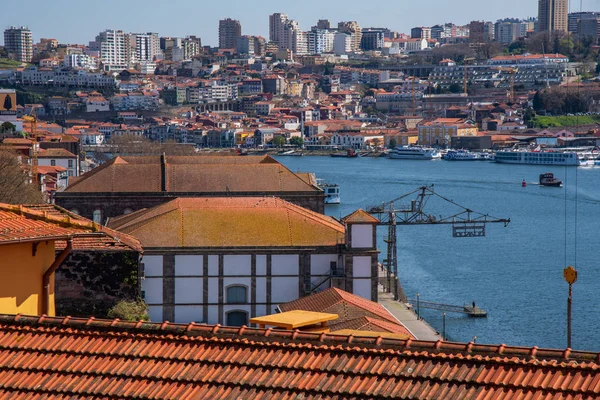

539,173,562,187
494,150,583,166
317,179,341,204
388,146,441,160
443,149,489,161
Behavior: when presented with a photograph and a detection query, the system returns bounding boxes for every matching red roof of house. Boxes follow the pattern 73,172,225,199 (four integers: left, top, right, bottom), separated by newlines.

0,313,598,399
0,203,141,251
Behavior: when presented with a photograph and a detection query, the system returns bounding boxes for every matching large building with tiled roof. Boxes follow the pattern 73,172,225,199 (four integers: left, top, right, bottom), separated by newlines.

0,313,598,399
107,198,380,327
55,154,325,221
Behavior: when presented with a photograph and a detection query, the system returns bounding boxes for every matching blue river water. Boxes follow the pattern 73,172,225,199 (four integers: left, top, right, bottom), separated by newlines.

275,155,600,351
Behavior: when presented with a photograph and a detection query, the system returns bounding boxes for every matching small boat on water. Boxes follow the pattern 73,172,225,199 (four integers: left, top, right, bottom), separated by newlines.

317,179,341,204
330,148,358,158
539,173,562,187
278,150,303,156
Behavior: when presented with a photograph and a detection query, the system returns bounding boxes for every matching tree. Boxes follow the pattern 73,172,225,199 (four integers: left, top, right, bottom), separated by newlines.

272,135,286,147
0,121,15,133
107,299,149,321
389,138,397,149
448,83,462,94
289,136,304,147
0,149,44,204
596,63,600,75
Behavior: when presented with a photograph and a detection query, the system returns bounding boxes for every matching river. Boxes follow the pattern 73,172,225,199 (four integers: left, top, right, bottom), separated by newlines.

275,155,600,351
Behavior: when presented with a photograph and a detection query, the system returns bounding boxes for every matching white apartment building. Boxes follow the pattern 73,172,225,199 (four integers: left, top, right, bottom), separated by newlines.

131,32,162,63
334,33,353,55
63,54,99,70
92,29,131,71
19,67,117,88
307,29,335,54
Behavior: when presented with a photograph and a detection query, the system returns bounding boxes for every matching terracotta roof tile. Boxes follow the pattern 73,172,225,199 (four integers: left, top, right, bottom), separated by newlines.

108,197,345,248
0,203,141,251
341,209,379,224
64,155,319,194
0,314,598,399
280,288,398,324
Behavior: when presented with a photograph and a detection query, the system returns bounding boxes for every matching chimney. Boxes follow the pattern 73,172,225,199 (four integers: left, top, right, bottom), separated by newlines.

160,153,167,192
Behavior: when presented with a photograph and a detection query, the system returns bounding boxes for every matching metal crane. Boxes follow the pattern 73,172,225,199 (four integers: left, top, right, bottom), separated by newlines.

492,67,519,103
368,186,510,301
463,57,476,96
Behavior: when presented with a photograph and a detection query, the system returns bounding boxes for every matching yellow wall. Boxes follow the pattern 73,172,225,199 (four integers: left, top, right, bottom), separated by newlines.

0,242,56,316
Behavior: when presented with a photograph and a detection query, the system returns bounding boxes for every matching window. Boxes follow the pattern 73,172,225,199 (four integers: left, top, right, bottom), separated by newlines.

226,311,248,327
68,160,73,168
92,209,102,224
50,160,56,166
226,285,247,304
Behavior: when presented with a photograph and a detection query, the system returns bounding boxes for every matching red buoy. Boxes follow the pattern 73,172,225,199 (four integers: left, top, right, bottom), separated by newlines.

522,180,527,187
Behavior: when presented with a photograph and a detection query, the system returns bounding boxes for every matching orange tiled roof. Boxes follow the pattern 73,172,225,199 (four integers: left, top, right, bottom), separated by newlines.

0,313,598,399
65,155,319,194
37,148,77,158
107,197,345,248
21,204,141,252
330,316,414,338
280,288,398,325
342,209,379,224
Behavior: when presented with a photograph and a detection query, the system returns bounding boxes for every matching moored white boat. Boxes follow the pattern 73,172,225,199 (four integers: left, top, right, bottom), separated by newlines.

388,146,441,160
317,179,341,204
494,150,584,166
444,149,490,161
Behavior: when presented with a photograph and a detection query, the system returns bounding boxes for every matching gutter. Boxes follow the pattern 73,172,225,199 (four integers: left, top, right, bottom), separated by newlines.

42,238,73,315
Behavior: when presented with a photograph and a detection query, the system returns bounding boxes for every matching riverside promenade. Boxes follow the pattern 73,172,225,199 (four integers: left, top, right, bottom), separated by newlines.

379,290,443,341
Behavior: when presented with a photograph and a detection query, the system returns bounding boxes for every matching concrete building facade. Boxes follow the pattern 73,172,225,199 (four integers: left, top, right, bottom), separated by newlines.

3,26,33,62
538,0,569,33
219,18,242,49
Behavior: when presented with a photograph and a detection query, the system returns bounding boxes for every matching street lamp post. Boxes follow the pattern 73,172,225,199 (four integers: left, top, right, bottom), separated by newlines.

416,293,420,320
563,266,578,349
442,312,446,341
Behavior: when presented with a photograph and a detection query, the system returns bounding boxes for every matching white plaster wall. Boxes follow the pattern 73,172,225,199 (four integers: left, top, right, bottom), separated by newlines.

255,277,267,304
148,306,163,322
223,255,251,275
208,277,219,304
142,277,162,304
175,278,203,304
207,306,219,325
272,254,299,275
353,278,373,300
271,277,299,303
175,255,203,276
174,306,203,323
310,254,339,276
256,255,267,275
351,225,373,248
353,256,373,278
208,255,219,276
143,255,163,277
254,305,267,319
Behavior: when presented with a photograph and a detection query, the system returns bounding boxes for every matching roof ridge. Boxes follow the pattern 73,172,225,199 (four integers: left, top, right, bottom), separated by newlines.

0,203,99,232
2,314,599,366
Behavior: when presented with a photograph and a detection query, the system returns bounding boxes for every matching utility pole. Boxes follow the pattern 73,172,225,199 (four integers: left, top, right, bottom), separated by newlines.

563,266,578,349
